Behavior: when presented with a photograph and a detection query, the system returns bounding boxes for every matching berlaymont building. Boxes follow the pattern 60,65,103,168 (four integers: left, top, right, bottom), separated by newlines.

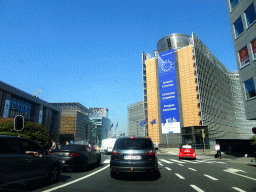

142,32,256,152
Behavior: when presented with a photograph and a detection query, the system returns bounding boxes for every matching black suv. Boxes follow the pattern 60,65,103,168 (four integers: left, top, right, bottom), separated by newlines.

0,135,61,186
110,137,158,178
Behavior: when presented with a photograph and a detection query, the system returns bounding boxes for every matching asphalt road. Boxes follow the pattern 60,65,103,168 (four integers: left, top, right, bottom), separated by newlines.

2,154,256,192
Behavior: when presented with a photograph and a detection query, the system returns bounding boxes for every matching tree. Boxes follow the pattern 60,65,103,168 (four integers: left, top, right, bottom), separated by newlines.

0,119,52,150
250,135,256,159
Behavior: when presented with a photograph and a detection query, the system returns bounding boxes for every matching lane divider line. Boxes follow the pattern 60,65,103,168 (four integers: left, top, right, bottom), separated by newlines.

190,185,205,192
175,173,185,179
203,174,218,181
232,187,247,192
42,165,110,192
165,167,172,171
188,168,197,171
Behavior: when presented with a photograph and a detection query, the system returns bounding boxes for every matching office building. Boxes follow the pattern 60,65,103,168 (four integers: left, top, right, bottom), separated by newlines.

127,101,145,137
0,81,61,142
142,33,256,150
226,0,256,120
51,102,93,144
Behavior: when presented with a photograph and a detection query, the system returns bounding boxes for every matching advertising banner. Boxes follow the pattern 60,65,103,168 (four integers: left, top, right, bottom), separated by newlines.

239,47,250,67
251,39,256,59
158,49,180,134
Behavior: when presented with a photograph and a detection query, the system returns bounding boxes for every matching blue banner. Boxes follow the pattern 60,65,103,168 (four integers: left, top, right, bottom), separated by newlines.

158,49,180,133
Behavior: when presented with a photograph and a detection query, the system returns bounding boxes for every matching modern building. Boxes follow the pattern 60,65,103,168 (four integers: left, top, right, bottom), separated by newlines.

127,101,145,137
89,107,108,118
226,0,256,120
0,81,61,142
142,33,256,150
51,102,93,144
89,107,111,145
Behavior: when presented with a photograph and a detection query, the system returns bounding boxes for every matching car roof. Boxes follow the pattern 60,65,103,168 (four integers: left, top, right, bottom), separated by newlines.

116,136,152,140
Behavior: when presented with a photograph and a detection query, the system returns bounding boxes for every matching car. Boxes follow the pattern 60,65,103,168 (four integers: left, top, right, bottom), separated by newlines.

110,136,158,178
179,144,196,160
0,135,61,187
73,140,89,145
51,144,101,171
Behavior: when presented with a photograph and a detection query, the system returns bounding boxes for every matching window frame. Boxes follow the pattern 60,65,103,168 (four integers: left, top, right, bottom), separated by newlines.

233,16,244,39
250,38,256,61
244,3,256,29
229,0,239,12
243,78,256,100
238,46,250,68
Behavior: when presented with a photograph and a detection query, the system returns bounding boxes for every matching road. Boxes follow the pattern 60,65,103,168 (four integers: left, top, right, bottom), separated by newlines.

2,154,256,192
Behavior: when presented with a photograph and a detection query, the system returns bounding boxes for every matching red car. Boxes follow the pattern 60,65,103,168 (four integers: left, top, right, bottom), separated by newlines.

179,144,196,160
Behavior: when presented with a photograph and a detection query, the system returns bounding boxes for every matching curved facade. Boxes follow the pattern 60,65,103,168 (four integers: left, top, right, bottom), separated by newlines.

142,32,256,148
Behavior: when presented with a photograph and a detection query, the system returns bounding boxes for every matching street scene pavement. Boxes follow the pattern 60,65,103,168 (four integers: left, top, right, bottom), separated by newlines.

158,148,256,166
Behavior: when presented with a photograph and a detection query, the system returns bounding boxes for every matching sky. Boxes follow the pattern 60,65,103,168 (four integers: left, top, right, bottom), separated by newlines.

0,0,237,135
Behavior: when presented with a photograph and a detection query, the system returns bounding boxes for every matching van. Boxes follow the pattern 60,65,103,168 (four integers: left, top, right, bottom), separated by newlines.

99,138,117,155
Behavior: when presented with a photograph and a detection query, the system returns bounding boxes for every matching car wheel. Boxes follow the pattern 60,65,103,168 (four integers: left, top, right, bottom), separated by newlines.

97,155,101,165
83,158,89,171
48,165,60,183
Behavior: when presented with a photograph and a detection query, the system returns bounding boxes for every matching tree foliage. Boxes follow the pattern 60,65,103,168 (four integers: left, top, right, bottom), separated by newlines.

0,120,52,149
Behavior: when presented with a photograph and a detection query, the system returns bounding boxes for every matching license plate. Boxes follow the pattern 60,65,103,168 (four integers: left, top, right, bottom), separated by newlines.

185,150,190,152
61,160,65,163
124,155,141,160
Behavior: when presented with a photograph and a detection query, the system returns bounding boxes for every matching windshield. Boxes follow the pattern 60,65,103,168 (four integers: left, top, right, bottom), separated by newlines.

114,139,153,150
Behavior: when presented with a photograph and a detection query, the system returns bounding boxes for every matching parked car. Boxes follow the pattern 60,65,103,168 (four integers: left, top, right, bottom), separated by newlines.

0,135,61,187
51,144,101,171
110,137,158,178
179,144,196,160
99,138,117,154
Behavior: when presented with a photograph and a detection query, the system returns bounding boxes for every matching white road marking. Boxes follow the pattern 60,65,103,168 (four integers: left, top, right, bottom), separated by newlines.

169,159,186,163
165,167,172,170
190,185,205,192
159,163,164,166
203,174,218,181
224,168,256,181
42,165,110,192
103,159,110,164
214,161,227,164
175,173,185,179
232,187,247,192
159,159,174,164
178,164,184,166
188,168,197,171
180,159,198,164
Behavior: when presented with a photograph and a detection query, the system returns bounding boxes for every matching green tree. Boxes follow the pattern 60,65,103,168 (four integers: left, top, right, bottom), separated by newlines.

0,120,52,150
250,135,256,159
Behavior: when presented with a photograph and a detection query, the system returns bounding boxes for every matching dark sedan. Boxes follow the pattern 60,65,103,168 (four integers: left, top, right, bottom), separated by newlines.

51,144,101,171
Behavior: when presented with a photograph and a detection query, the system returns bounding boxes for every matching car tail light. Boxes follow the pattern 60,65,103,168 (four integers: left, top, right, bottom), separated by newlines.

145,150,155,155
68,153,80,157
129,137,137,139
51,152,54,154
112,150,120,155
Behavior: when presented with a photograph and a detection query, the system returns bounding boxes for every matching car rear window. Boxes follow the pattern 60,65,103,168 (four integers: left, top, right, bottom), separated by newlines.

181,145,192,149
60,145,88,151
114,139,153,150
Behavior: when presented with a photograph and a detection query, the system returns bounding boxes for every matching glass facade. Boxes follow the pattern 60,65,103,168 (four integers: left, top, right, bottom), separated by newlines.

244,78,256,99
8,96,32,121
127,101,145,137
234,17,244,38
229,0,239,11
245,3,256,27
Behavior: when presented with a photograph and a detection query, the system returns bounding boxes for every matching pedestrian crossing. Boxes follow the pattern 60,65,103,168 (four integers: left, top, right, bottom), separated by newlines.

102,158,228,164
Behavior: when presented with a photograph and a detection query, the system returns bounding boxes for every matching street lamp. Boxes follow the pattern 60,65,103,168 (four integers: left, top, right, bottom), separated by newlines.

132,119,139,137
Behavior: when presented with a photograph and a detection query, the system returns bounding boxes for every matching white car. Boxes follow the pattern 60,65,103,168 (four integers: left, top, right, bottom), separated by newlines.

99,138,117,155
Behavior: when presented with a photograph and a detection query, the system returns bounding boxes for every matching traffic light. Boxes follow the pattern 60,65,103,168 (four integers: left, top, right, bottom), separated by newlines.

252,127,256,134
14,115,24,131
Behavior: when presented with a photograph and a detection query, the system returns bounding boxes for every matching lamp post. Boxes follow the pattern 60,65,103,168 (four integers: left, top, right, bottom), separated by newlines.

132,119,139,137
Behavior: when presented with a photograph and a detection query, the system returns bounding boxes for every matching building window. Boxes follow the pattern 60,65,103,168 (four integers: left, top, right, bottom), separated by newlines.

234,17,244,38
229,0,239,11
166,38,172,50
244,78,256,100
238,46,250,67
250,38,256,60
245,3,256,28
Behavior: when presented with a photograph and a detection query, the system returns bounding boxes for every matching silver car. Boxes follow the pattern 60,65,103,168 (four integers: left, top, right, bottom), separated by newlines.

110,137,158,178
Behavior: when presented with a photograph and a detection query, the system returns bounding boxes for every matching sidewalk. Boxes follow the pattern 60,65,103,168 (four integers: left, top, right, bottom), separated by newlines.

158,148,256,166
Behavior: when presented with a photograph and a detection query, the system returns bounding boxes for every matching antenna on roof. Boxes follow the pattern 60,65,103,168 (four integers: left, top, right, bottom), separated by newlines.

33,89,42,98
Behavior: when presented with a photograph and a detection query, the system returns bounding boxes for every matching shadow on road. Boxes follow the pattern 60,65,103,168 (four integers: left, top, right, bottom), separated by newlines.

113,170,161,181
